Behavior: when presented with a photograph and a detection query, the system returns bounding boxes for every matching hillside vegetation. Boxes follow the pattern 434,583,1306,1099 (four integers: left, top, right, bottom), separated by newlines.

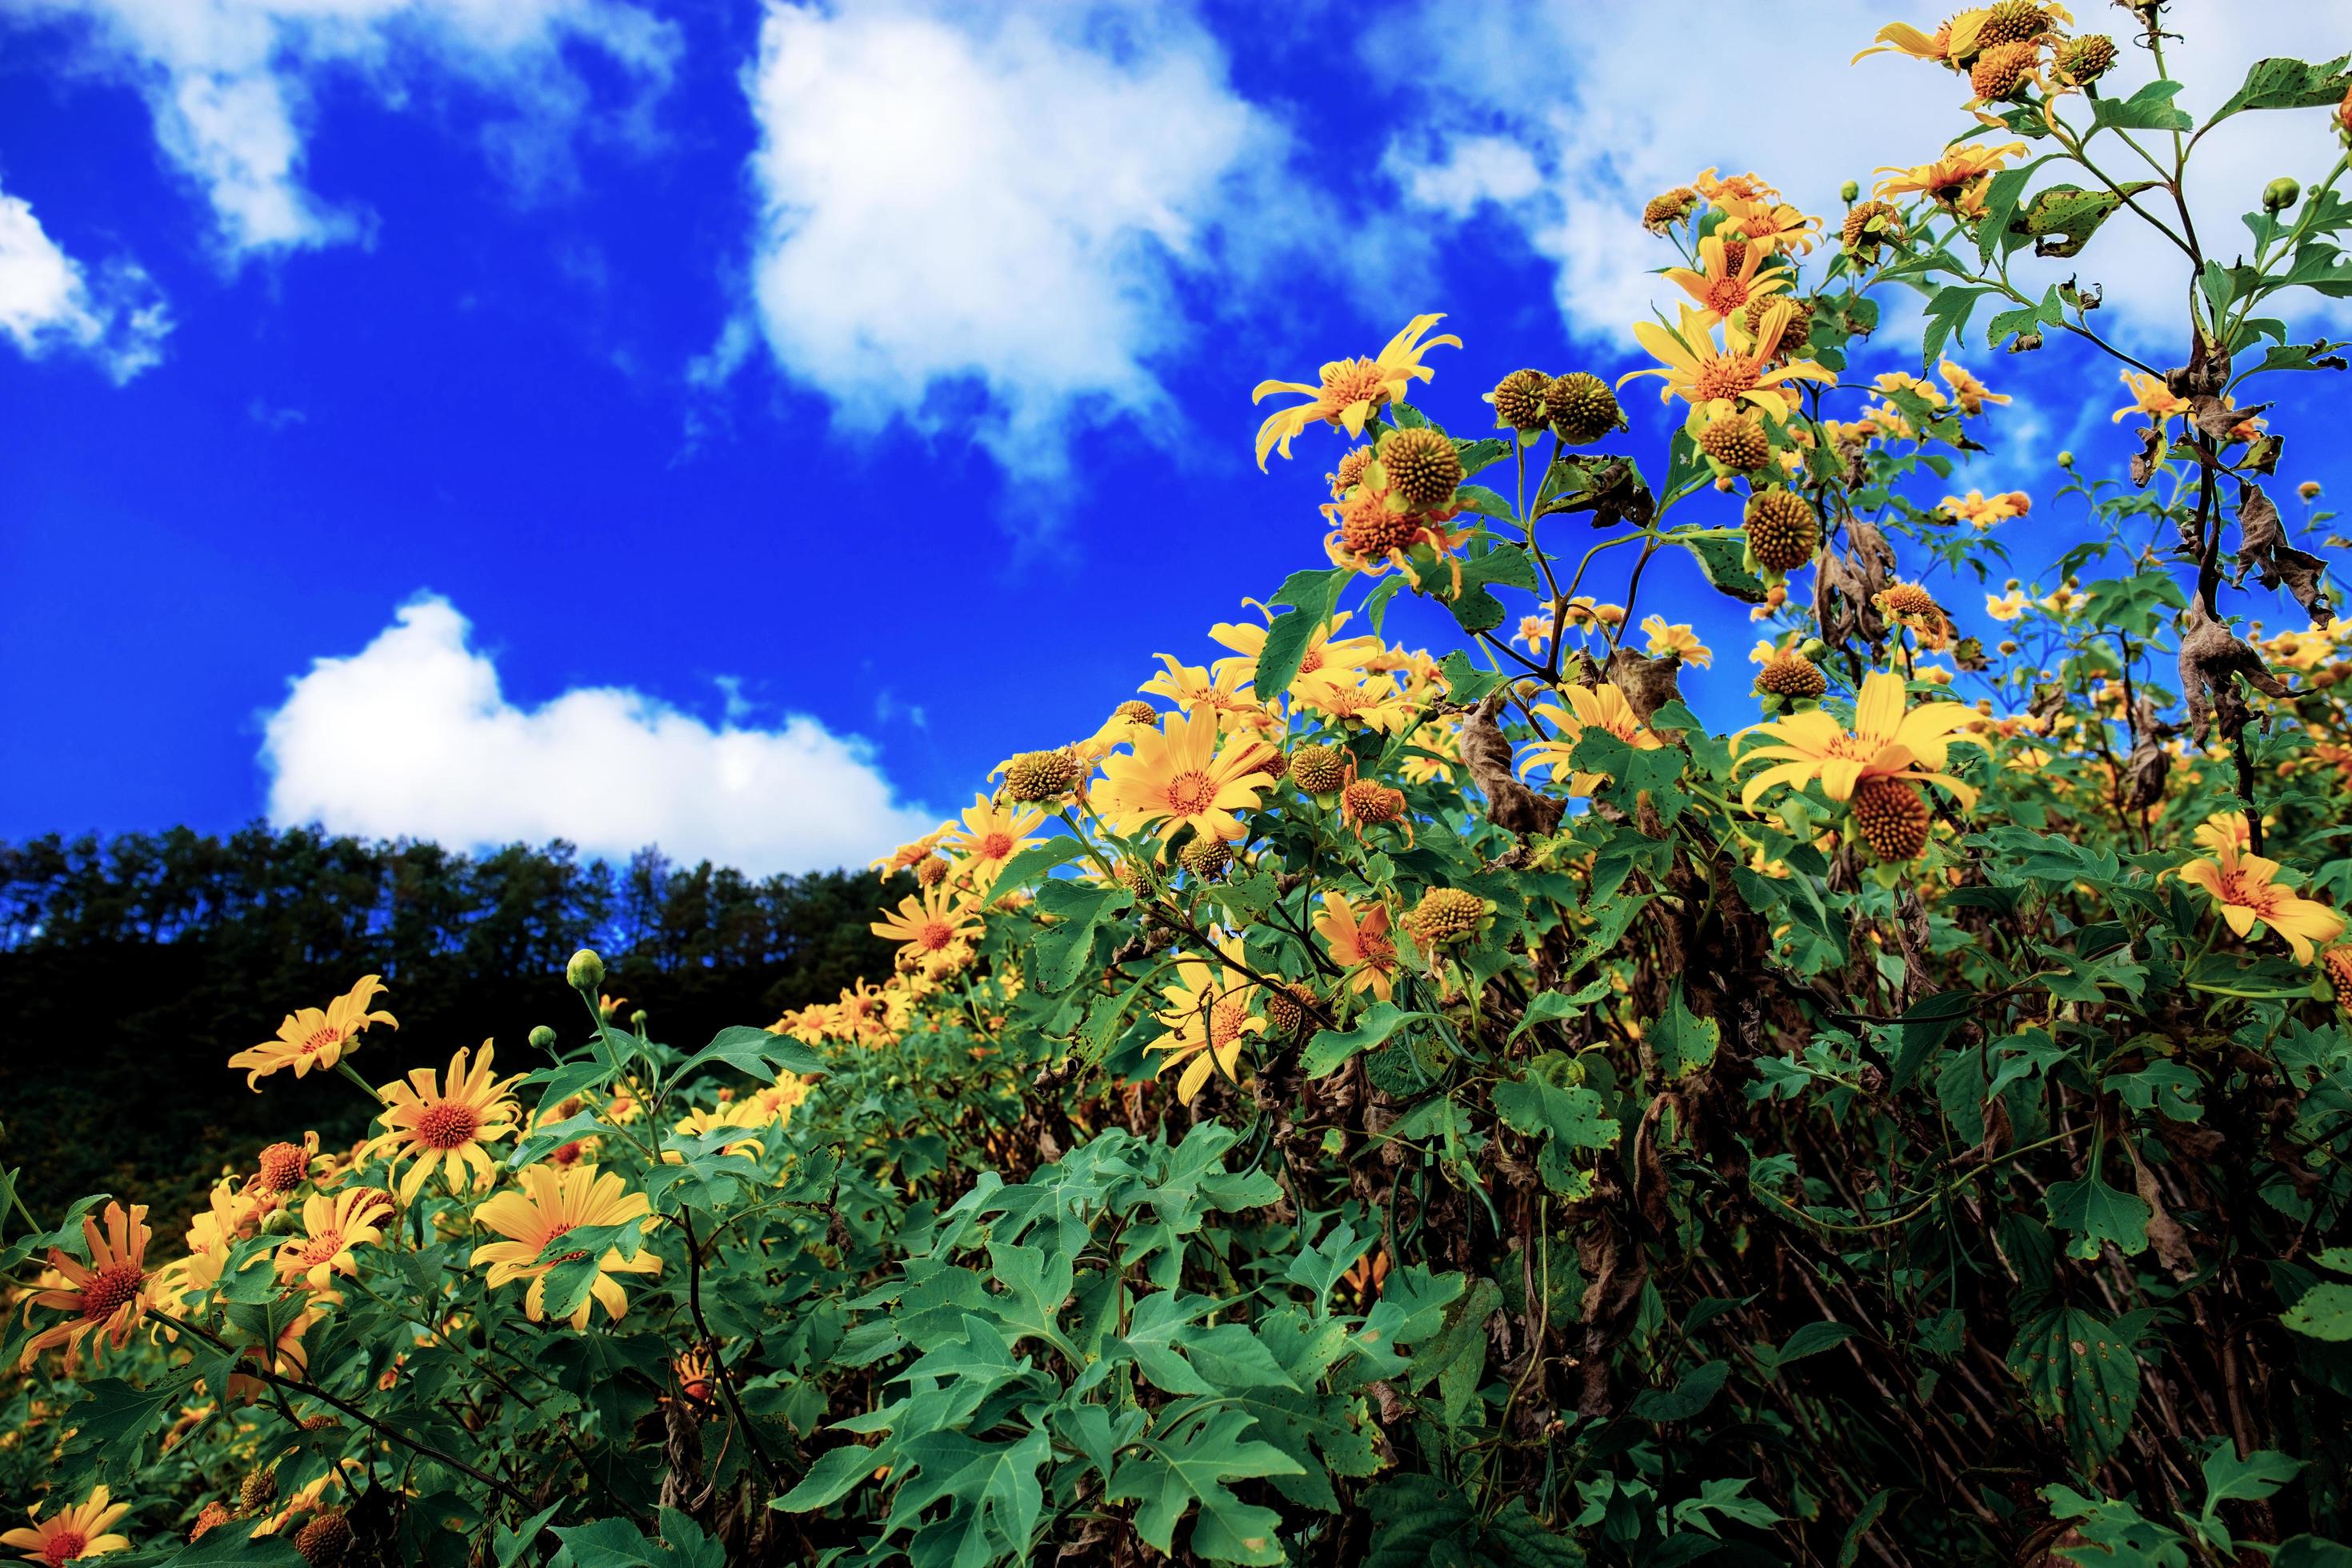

10,10,2352,1565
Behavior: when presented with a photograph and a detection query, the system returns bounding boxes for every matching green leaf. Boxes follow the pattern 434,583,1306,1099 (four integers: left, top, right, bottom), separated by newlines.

1351,1266,1466,1380
1630,1359,1729,1422
1255,567,1353,699
1410,1277,1502,1426
1027,880,1134,994
2010,1307,2143,1466
886,1426,1050,1568
1106,1407,1305,1566
1302,1002,1435,1078
1680,532,1767,604
2046,1173,2153,1260
1921,286,1991,367
1509,978,1611,1041
775,1444,878,1512
1363,1474,1584,1568
59,1374,186,1482
1439,541,1541,634
2199,1445,2300,1509
1492,1051,1619,1199
1777,1320,1860,1364
1437,650,1508,706
2006,185,2126,259
674,1023,827,1085
2092,79,2192,132
1650,981,1719,1080
2282,1281,2352,1341
981,833,1090,894
1838,1491,1891,1568
2213,54,2352,122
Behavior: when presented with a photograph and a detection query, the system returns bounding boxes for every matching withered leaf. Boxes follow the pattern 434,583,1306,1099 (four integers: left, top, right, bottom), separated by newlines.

1602,648,1682,725
2234,480,2334,625
2178,599,2292,746
1459,691,1565,839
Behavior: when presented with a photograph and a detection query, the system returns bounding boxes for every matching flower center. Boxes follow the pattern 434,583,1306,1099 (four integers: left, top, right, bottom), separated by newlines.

255,1142,309,1193
551,1140,585,1166
977,832,1013,862
299,1230,345,1266
1705,276,1751,316
1164,771,1218,815
415,1101,481,1151
80,1260,145,1322
1320,358,1390,411
1298,647,1325,674
42,1532,86,1566
2218,870,2283,917
299,1025,345,1056
917,920,956,952
1208,999,1249,1049
1694,356,1759,403
1359,934,1398,968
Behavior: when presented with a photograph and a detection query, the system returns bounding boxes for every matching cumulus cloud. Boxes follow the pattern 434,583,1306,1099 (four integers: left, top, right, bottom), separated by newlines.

0,182,171,379
739,0,1290,472
1371,0,2352,345
11,0,679,254
260,595,934,875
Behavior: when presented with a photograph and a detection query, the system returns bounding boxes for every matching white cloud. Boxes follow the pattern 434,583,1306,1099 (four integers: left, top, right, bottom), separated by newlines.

13,0,680,254
260,594,935,875
0,182,171,380
1371,1,2352,346
740,0,1289,472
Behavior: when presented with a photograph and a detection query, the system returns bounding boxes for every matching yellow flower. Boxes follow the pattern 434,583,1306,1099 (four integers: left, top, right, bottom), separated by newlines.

666,1103,766,1162
1146,936,1264,1104
1293,670,1415,732
1253,314,1462,468
1986,587,2028,621
274,1187,388,1294
946,794,1046,889
1872,370,1946,408
1141,654,1278,734
870,885,984,965
1853,13,1972,67
227,975,396,1090
1944,489,2031,528
1209,607,1382,707
869,826,949,880
18,1202,150,1376
1663,234,1790,324
3,1486,133,1566
1712,190,1823,255
1518,683,1663,798
2191,811,2255,854
1938,359,2010,415
1314,892,1400,1002
2179,845,2346,964
1511,614,1554,653
1098,706,1278,850
362,1042,525,1204
1642,615,1712,668
2110,369,2190,430
1874,142,2026,210
470,1163,662,1329
1619,301,1834,426
1735,671,1984,807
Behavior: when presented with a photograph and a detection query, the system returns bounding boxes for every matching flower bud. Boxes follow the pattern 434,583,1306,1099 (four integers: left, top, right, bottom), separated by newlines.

527,1024,558,1050
2264,177,2301,213
629,1009,648,1030
1839,178,1859,204
566,948,606,991
2057,450,2074,468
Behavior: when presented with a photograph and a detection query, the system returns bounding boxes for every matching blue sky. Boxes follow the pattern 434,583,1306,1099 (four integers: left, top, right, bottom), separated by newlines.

4,0,2350,874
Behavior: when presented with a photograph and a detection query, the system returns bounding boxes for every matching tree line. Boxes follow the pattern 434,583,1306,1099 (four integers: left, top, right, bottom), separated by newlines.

0,823,905,1220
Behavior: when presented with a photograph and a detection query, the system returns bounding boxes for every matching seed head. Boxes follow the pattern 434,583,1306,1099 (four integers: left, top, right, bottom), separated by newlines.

1642,186,1698,234
1975,1,2050,48
239,1467,279,1516
2057,32,2116,82
1744,489,1821,572
1698,410,1771,473
1264,982,1319,1038
1290,742,1350,796
1543,371,1622,444
1338,489,1422,559
1381,426,1464,508
1840,201,1906,263
915,857,949,888
1178,836,1233,881
1743,293,1814,354
1850,776,1932,862
1970,39,2040,101
1754,651,1829,700
1489,369,1551,434
1330,446,1375,497
295,1508,353,1566
1403,887,1487,947
1003,747,1082,803
1342,778,1405,825
1115,699,1158,726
